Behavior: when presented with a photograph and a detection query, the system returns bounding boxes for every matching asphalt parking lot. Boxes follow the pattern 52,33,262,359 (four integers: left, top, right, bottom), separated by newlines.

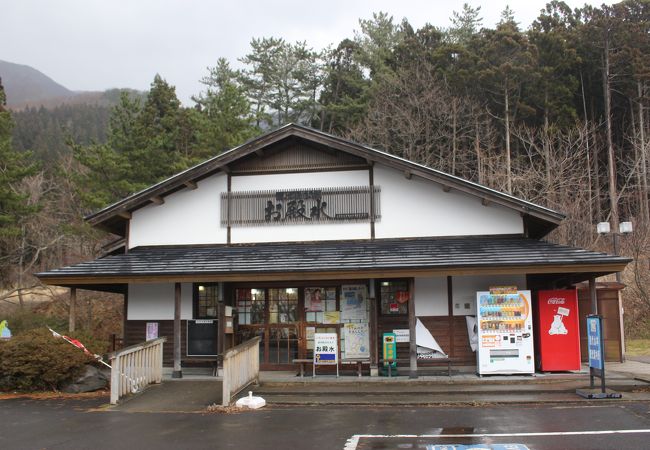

3,396,650,449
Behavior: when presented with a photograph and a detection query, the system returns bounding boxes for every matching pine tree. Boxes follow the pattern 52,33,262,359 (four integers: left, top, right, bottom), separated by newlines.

0,79,37,238
473,15,537,194
194,58,258,156
448,3,483,44
317,39,370,134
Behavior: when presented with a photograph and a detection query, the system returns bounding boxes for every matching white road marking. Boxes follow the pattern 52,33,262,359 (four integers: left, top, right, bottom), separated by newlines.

344,429,650,450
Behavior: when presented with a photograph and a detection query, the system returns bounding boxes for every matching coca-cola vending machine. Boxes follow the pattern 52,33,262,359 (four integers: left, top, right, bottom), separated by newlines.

536,289,581,371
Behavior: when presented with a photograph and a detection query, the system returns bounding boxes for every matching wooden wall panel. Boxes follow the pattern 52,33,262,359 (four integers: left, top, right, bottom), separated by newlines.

125,320,217,366
577,288,622,362
414,316,475,365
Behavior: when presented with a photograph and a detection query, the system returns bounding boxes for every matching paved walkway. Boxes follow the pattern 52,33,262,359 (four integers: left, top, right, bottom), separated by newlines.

112,359,650,412
114,380,222,412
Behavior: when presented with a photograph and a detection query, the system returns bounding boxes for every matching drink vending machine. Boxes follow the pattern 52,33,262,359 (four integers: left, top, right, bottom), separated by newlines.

536,289,581,371
476,289,534,375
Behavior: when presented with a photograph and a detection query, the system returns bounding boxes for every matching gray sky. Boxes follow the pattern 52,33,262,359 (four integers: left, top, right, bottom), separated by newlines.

2,0,613,104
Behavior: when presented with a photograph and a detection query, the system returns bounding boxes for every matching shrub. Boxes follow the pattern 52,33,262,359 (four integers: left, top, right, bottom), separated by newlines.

67,329,109,356
0,328,93,391
1,309,68,336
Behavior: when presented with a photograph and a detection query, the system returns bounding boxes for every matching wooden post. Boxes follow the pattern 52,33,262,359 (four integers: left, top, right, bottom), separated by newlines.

172,282,182,378
369,279,378,376
447,276,454,359
110,354,120,404
589,276,598,315
408,278,417,379
69,287,76,332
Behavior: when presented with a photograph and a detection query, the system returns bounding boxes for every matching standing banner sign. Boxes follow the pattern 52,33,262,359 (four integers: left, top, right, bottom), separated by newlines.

313,332,339,377
587,316,603,370
576,315,621,399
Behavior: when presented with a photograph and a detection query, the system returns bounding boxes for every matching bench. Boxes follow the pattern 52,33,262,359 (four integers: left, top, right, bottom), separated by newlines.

292,359,313,378
293,359,369,377
341,359,371,377
379,357,451,377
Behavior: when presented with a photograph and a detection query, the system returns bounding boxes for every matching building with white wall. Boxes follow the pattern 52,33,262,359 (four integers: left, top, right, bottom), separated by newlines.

37,124,630,376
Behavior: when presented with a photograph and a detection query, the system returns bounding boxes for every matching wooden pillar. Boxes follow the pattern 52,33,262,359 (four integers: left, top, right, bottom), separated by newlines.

68,287,76,332
447,276,455,358
589,276,598,315
368,279,378,376
218,283,225,357
408,278,417,379
172,282,182,378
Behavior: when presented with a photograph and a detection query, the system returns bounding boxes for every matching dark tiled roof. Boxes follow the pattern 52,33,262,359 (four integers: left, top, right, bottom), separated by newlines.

36,237,630,280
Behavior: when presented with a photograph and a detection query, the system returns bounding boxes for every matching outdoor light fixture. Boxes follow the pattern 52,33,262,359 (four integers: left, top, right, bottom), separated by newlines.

596,220,633,283
198,285,205,292
596,222,611,234
619,221,633,234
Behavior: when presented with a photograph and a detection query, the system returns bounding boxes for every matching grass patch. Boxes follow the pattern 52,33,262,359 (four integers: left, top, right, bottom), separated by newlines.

626,339,650,356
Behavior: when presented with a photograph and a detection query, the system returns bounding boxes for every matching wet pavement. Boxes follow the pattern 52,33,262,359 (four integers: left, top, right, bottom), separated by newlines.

3,396,650,449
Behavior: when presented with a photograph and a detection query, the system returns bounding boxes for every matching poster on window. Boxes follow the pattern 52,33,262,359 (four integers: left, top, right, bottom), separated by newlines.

344,323,370,359
305,288,324,312
341,285,368,321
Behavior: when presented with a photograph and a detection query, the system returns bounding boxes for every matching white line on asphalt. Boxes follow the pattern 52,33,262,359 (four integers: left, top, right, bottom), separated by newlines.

343,429,650,450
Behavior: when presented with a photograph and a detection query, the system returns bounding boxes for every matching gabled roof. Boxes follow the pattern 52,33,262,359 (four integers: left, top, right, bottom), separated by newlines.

86,123,565,238
35,236,630,287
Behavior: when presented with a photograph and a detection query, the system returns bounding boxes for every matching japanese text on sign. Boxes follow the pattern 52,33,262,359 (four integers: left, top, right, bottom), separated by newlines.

587,316,603,370
314,333,338,365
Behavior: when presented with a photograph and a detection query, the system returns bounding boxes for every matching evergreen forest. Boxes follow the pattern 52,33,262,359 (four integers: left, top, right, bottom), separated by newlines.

1,1,650,338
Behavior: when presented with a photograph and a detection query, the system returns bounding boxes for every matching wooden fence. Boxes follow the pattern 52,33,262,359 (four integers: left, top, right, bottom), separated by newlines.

109,337,166,405
221,336,261,406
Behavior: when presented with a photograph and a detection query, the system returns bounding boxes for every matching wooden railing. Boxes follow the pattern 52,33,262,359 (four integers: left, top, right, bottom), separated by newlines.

109,337,166,405
221,336,261,406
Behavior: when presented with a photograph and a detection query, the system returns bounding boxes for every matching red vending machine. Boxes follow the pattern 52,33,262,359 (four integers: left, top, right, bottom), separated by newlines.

536,289,581,371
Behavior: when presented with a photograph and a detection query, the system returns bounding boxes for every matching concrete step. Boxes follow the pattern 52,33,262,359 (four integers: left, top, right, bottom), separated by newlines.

255,390,650,406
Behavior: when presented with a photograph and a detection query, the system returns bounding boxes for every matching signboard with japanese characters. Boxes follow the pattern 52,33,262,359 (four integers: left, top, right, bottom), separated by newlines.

314,333,338,366
393,329,410,343
221,186,381,227
588,315,603,370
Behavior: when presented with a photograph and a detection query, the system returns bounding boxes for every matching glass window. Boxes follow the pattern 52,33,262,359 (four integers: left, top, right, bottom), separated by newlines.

196,284,219,318
268,327,298,364
380,280,409,315
236,288,266,325
305,287,337,323
268,288,298,324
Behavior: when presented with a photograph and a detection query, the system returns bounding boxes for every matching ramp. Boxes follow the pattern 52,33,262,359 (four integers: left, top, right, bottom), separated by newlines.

112,380,222,412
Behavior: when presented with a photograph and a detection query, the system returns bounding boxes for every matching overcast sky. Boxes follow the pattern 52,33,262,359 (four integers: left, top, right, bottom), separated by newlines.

2,0,614,104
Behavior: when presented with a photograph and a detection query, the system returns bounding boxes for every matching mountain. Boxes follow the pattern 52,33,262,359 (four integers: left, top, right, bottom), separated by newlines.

0,60,75,107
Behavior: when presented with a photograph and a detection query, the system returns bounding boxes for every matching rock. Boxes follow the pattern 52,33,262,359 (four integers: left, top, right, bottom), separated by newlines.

62,364,108,393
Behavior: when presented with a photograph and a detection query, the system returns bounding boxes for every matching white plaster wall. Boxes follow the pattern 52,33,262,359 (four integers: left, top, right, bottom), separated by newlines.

127,283,193,320
414,277,448,316
451,274,527,316
373,165,523,239
129,173,228,248
230,170,371,243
